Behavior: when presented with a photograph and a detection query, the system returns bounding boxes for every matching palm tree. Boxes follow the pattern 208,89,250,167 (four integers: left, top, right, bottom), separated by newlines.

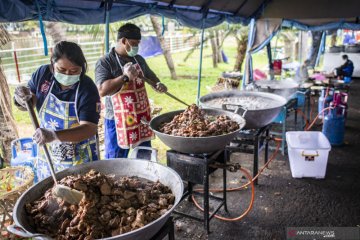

0,24,18,164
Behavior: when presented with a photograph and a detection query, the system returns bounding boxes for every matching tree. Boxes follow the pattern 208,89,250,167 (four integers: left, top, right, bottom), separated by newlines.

150,16,177,80
233,27,248,72
0,24,18,163
45,22,66,44
183,24,249,71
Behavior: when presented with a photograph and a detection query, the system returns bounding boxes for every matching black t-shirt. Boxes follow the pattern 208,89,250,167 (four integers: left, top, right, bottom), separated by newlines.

95,47,159,119
28,65,101,124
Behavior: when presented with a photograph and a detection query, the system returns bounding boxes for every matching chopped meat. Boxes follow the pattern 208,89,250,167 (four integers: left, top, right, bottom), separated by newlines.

160,104,239,137
26,170,174,240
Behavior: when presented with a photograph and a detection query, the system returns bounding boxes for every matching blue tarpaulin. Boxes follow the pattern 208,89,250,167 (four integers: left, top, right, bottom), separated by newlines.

138,36,163,58
1,0,360,30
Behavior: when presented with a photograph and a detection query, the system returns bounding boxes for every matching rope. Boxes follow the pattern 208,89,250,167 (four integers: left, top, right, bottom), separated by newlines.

35,0,48,56
161,15,165,36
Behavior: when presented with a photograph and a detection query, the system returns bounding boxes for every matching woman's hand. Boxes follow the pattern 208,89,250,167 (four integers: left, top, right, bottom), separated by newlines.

33,128,59,145
14,86,33,110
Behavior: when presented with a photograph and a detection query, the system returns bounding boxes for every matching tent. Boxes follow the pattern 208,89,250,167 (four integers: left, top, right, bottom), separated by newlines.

1,0,360,100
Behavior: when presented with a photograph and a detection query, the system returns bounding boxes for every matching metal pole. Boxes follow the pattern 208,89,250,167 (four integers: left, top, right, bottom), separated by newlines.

196,27,205,105
105,10,110,53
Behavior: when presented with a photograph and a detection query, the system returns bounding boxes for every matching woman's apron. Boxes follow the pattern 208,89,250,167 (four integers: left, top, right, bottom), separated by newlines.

111,55,154,148
36,80,98,181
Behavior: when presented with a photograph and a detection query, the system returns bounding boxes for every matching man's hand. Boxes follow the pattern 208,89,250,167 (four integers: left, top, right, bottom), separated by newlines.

123,62,139,81
33,128,59,145
14,86,32,109
154,82,167,93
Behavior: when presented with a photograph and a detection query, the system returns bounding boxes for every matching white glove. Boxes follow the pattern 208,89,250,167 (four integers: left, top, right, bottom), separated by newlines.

33,128,59,145
14,85,32,109
153,82,167,93
123,62,139,81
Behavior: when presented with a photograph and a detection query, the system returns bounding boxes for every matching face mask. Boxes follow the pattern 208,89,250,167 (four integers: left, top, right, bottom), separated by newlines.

125,41,139,57
54,71,80,86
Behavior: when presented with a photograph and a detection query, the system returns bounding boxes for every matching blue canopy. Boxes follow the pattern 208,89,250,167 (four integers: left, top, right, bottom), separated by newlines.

1,0,360,30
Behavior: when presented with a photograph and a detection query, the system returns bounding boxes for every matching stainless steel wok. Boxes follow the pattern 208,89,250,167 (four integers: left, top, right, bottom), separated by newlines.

199,91,287,129
149,108,246,154
255,79,299,99
9,159,184,240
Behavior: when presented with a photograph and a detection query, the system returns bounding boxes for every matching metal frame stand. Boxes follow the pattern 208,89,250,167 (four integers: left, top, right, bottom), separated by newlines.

225,125,271,185
271,98,298,154
167,150,228,233
150,216,175,240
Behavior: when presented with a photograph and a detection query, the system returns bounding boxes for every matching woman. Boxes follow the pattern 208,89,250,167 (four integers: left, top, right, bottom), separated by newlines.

14,41,100,181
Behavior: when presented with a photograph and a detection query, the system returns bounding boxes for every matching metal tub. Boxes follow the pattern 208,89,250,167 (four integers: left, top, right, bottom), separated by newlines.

9,159,184,240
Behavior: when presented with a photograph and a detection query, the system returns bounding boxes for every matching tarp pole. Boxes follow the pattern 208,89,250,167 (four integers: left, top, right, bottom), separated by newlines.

315,31,326,67
105,10,110,53
196,26,205,105
266,42,274,80
104,0,113,53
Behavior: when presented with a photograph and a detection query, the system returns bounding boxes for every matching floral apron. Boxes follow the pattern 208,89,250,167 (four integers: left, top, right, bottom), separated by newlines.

36,80,98,181
111,55,154,148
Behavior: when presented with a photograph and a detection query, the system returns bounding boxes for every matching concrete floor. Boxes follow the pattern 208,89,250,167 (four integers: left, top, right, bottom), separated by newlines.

172,80,360,240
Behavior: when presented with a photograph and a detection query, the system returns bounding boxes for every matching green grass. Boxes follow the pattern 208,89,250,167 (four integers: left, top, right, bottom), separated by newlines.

10,43,268,162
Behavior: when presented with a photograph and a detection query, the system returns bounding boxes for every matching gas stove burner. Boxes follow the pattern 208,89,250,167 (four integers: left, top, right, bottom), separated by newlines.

166,149,227,233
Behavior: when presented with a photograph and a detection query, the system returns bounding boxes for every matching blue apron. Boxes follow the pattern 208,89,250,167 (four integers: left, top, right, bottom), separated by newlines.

36,80,98,181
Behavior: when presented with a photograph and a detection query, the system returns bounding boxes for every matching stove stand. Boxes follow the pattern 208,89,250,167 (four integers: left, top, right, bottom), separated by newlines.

150,216,175,240
167,150,228,233
226,124,271,185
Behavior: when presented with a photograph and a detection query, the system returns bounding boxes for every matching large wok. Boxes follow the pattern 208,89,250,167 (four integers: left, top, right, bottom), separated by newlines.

149,108,246,154
9,159,184,240
255,79,299,99
199,91,287,129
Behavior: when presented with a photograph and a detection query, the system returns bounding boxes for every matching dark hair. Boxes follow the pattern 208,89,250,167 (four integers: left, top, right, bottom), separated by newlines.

117,23,141,40
342,54,348,60
51,41,87,75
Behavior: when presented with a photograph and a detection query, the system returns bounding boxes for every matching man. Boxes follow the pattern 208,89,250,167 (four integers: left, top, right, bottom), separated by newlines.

334,54,354,79
295,59,310,82
95,23,167,159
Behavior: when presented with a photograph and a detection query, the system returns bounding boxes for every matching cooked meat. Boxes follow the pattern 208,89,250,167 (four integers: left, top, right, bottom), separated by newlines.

160,104,240,137
26,170,175,240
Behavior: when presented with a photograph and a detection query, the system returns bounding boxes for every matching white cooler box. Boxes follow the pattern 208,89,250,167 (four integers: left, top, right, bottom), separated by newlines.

286,131,331,179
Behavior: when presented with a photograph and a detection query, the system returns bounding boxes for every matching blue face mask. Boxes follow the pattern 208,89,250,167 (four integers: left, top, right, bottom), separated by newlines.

125,41,139,57
54,72,80,86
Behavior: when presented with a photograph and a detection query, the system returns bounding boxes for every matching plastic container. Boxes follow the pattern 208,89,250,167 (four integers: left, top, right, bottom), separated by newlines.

286,131,331,179
11,138,38,183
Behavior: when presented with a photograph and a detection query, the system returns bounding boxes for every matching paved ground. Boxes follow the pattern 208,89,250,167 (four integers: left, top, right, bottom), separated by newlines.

172,80,360,240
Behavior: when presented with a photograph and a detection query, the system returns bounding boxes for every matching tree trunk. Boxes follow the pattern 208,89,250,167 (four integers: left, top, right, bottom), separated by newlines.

233,35,248,72
45,22,66,44
0,25,18,164
215,30,222,63
150,16,177,80
210,31,218,68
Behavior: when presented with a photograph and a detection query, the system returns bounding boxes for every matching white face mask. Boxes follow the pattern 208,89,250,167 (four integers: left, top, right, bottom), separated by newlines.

54,71,80,86
125,41,139,57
